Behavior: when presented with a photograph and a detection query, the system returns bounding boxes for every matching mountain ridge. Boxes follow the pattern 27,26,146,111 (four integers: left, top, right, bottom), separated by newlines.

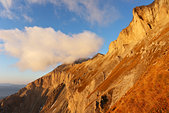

0,0,169,113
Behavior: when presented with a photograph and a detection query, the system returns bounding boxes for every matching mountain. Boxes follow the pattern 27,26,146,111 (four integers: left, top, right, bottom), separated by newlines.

0,83,25,87
0,0,169,113
0,84,25,100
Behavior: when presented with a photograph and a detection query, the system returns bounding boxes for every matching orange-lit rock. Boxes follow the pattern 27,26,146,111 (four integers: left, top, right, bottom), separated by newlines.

0,0,168,113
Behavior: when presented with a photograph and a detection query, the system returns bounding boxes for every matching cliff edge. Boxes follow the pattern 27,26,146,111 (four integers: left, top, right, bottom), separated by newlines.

0,0,169,113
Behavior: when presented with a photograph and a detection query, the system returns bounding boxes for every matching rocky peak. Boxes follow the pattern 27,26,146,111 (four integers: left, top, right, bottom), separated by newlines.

108,0,169,55
0,0,169,113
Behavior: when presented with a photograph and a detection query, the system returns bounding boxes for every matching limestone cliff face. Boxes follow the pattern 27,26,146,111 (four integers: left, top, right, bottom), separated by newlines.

0,0,169,113
108,0,169,56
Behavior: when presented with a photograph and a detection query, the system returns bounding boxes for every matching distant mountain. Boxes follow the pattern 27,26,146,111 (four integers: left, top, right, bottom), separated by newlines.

0,83,25,99
0,97,4,99
0,83,25,86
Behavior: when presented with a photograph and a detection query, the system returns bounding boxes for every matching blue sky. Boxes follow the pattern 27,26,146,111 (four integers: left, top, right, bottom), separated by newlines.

0,0,154,84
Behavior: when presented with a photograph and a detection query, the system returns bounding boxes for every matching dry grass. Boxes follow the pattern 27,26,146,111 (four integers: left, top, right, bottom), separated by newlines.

106,26,169,113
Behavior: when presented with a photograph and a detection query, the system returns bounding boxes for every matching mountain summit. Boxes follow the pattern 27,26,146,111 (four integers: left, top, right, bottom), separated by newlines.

0,0,169,113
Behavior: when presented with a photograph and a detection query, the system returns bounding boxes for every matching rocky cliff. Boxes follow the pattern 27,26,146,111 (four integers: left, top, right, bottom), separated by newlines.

0,0,169,113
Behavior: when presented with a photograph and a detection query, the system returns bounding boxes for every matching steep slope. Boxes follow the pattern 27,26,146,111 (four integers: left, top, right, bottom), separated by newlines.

0,0,169,113
107,38,169,113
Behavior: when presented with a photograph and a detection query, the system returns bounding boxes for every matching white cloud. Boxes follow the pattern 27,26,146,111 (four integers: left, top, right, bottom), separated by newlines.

27,0,120,25
0,26,103,71
0,0,120,25
0,43,3,52
23,14,33,23
0,9,14,19
27,0,46,4
0,0,14,19
0,0,12,9
27,0,59,5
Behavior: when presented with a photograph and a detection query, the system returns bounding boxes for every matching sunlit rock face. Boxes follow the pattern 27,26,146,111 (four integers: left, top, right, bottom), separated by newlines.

0,0,169,113
108,0,169,55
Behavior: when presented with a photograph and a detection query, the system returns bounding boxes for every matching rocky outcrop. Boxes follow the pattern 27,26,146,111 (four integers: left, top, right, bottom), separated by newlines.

107,24,169,113
0,0,169,113
108,0,169,56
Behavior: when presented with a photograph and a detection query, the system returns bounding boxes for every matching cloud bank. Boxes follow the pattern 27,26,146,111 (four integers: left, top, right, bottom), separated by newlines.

0,26,103,71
